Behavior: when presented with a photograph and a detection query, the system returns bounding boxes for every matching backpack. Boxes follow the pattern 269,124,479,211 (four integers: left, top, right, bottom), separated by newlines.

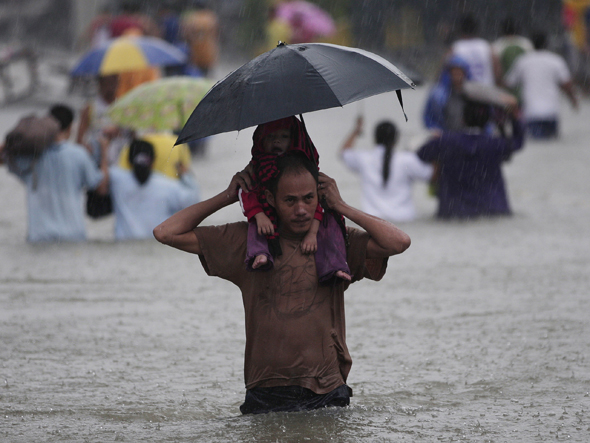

4,114,60,158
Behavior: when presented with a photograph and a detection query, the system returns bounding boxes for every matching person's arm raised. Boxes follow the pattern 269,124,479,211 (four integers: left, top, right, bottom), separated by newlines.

153,171,251,254
340,116,363,154
318,172,411,259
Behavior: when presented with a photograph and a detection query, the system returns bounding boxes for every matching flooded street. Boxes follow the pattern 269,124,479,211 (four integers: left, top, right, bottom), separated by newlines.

1,73,590,442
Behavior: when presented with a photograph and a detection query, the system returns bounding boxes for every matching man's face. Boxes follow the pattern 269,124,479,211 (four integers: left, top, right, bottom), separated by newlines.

267,170,318,237
263,129,291,155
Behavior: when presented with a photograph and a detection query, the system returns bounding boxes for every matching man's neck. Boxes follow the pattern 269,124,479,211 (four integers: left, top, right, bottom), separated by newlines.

55,129,71,143
278,227,306,242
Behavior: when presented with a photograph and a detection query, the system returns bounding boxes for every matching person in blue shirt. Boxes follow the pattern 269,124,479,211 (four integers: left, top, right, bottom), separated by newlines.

5,104,108,242
417,100,525,219
423,55,472,131
107,139,200,240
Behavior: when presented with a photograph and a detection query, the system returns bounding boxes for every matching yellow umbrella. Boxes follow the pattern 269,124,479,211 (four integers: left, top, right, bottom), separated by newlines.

71,36,187,76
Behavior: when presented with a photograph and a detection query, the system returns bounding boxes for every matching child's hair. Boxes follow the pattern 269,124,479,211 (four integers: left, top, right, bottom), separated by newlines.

374,121,398,187
128,139,155,185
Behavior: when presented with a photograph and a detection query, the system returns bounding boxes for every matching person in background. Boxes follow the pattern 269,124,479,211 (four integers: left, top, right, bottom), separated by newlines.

114,28,161,100
504,31,578,139
78,6,113,49
450,13,499,86
109,2,160,38
340,117,433,223
77,74,133,166
4,104,108,242
262,5,292,53
417,100,525,219
117,132,192,180
423,55,472,131
180,0,219,77
492,18,533,80
107,139,200,240
157,2,188,76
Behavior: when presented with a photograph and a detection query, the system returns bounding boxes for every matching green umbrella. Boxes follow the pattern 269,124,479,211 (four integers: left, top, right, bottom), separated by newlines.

108,76,214,132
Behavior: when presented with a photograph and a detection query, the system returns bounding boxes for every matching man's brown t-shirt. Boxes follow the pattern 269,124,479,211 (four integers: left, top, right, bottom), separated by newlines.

194,222,388,394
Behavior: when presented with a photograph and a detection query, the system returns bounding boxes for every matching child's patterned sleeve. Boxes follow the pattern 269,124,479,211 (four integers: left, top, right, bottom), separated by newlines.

314,202,324,221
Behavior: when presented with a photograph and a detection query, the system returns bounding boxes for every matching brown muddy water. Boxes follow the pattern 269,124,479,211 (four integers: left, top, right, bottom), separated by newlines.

1,83,590,442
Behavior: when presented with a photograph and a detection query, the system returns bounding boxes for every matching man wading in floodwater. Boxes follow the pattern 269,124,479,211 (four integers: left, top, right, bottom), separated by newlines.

154,153,411,414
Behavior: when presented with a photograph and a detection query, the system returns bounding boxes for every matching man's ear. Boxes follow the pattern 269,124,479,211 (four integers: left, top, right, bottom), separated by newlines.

265,189,275,208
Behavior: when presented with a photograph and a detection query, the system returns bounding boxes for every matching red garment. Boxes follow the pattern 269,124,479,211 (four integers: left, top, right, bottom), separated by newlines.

110,15,143,37
240,116,323,221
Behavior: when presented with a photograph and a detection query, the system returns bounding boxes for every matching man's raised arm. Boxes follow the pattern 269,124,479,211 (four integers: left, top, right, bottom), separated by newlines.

153,171,251,254
317,172,411,259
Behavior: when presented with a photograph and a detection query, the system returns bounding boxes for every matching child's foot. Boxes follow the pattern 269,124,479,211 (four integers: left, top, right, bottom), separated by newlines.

252,254,268,270
335,270,352,281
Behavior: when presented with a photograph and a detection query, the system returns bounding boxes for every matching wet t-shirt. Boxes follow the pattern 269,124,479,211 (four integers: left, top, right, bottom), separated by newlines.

194,222,388,394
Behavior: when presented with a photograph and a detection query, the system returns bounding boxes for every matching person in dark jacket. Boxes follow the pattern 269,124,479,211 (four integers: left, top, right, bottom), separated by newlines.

417,100,525,219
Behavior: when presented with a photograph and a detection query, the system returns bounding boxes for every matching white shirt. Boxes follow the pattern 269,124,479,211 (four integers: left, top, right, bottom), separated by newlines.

342,147,433,222
109,167,200,240
452,38,496,86
505,50,571,120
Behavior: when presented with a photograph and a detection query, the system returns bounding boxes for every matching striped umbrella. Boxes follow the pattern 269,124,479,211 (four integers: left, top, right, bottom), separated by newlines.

71,36,186,76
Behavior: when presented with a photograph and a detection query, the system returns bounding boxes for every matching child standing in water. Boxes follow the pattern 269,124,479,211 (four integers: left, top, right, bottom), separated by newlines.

239,116,351,283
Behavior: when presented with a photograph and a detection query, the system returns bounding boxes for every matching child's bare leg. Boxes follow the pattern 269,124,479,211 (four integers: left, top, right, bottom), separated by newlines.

335,270,352,281
251,212,274,270
315,212,352,283
252,254,268,269
245,216,274,271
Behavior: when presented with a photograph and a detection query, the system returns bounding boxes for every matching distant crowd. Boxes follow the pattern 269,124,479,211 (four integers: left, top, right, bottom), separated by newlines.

0,9,584,244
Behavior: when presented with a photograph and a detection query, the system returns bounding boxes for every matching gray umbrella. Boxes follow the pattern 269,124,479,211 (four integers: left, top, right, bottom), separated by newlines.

176,42,415,144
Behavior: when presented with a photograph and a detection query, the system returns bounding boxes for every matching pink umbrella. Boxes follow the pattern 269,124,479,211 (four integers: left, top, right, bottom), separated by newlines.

275,1,336,43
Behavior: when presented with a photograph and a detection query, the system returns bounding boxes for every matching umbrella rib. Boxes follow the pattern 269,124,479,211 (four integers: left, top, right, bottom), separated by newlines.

236,51,272,132
289,47,344,110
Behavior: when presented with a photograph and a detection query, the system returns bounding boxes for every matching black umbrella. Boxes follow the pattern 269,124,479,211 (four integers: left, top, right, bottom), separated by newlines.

176,42,415,144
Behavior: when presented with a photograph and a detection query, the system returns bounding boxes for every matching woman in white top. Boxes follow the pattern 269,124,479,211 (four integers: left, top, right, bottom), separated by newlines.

340,118,433,223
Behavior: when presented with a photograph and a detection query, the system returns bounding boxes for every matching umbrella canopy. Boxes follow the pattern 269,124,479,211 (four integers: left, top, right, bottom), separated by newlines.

108,76,214,132
276,0,336,42
71,36,187,76
176,42,414,145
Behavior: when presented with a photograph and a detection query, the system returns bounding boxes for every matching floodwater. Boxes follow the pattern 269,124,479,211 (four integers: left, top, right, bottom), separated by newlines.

1,64,590,442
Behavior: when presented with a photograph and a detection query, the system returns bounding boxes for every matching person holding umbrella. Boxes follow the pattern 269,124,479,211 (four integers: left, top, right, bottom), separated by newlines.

153,152,411,414
151,40,415,414
239,116,351,283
